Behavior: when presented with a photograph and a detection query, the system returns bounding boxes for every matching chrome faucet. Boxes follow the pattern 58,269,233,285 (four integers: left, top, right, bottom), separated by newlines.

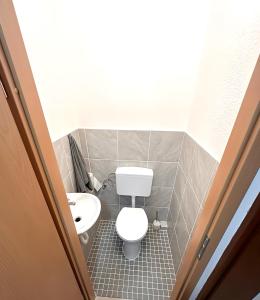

67,198,76,206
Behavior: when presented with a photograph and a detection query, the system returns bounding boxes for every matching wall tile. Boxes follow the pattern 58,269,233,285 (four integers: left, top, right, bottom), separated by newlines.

86,129,117,159
70,129,81,151
83,158,91,173
175,210,189,254
53,128,218,241
53,137,69,179
149,131,183,162
144,206,169,222
118,130,149,161
81,217,100,261
53,136,63,151
169,228,182,272
119,196,144,207
174,165,187,203
97,181,119,206
78,129,89,158
179,133,196,179
167,210,174,234
101,204,119,220
90,159,117,183
117,160,147,168
63,135,74,173
202,163,218,206
147,162,177,187
169,191,180,227
63,173,75,193
146,187,172,208
181,181,200,233
167,133,218,263
69,171,77,192
189,144,218,204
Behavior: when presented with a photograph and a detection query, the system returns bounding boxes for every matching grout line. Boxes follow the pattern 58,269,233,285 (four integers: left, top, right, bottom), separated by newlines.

61,137,75,192
176,183,206,274
186,141,196,183
177,199,204,274
201,160,218,207
116,130,119,161
83,129,90,159
146,130,151,168
173,199,181,232
75,129,82,152
116,130,120,206
148,160,179,164
151,185,174,189
85,158,179,164
167,162,179,221
84,129,92,173
173,189,181,227
174,226,182,260
173,162,179,188
178,131,186,164
179,161,201,206
88,220,176,298
68,172,75,192
180,207,189,236
63,169,70,179
145,205,171,209
61,137,72,175
176,171,190,235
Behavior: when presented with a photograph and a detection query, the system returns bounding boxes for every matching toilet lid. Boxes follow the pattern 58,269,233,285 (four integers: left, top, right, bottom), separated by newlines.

116,207,148,241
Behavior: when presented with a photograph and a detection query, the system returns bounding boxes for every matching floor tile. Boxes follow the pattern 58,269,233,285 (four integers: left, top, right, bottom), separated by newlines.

88,220,176,300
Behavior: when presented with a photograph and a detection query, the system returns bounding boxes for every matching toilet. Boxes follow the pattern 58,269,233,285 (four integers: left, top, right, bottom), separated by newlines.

115,167,153,260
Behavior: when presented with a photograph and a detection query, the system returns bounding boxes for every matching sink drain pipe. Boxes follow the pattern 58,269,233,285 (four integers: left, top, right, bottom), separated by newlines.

80,231,89,245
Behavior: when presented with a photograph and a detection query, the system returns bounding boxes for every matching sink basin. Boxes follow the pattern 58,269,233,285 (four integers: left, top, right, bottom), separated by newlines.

67,193,101,234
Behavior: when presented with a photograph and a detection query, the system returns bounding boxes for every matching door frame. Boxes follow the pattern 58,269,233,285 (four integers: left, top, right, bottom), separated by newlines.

0,1,94,299
0,1,259,299
172,58,260,299
197,189,260,299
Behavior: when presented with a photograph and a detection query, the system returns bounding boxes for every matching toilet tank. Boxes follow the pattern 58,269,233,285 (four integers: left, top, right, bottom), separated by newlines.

116,167,153,197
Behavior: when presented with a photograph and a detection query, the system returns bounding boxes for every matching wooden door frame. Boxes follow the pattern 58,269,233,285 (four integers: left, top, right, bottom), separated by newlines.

172,58,260,299
199,192,260,299
0,1,259,299
0,1,94,299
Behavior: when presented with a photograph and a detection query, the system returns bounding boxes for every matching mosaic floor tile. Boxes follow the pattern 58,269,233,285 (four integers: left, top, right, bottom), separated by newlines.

87,220,176,300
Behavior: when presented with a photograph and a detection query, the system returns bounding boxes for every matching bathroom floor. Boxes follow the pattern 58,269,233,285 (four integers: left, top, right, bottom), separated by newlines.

87,220,175,300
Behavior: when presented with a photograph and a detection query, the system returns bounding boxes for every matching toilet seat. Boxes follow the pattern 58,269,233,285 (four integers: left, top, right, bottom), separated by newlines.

116,207,148,242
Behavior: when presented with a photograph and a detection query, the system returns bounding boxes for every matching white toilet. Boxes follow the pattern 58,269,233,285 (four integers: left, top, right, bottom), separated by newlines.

115,167,153,260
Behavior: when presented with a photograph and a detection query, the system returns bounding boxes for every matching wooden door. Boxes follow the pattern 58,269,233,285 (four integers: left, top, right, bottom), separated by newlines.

208,222,260,300
0,83,83,299
173,57,260,299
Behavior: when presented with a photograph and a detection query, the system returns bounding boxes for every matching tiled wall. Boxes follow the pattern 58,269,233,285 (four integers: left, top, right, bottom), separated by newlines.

52,129,218,267
52,130,100,260
77,129,183,222
52,130,80,193
167,133,218,274
53,129,183,221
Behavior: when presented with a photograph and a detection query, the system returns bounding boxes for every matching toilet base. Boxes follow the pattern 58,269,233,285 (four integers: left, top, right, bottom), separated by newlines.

122,240,141,260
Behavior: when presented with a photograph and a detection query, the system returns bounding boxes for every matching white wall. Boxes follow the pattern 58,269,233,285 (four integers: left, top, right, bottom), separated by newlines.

187,0,260,160
13,0,260,161
13,0,209,140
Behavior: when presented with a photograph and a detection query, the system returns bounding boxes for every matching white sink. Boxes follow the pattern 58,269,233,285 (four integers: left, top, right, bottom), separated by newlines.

67,193,101,234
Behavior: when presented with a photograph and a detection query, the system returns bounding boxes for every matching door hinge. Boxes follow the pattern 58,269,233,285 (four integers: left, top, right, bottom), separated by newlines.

198,235,210,260
0,78,8,98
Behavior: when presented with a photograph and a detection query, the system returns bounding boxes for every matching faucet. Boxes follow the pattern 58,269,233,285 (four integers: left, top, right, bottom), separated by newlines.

67,198,76,205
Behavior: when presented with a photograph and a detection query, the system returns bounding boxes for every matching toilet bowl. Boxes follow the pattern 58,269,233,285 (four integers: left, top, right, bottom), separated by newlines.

116,207,148,260
115,167,153,260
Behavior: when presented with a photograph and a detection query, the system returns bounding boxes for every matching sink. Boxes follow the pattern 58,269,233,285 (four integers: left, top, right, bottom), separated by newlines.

66,193,101,234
